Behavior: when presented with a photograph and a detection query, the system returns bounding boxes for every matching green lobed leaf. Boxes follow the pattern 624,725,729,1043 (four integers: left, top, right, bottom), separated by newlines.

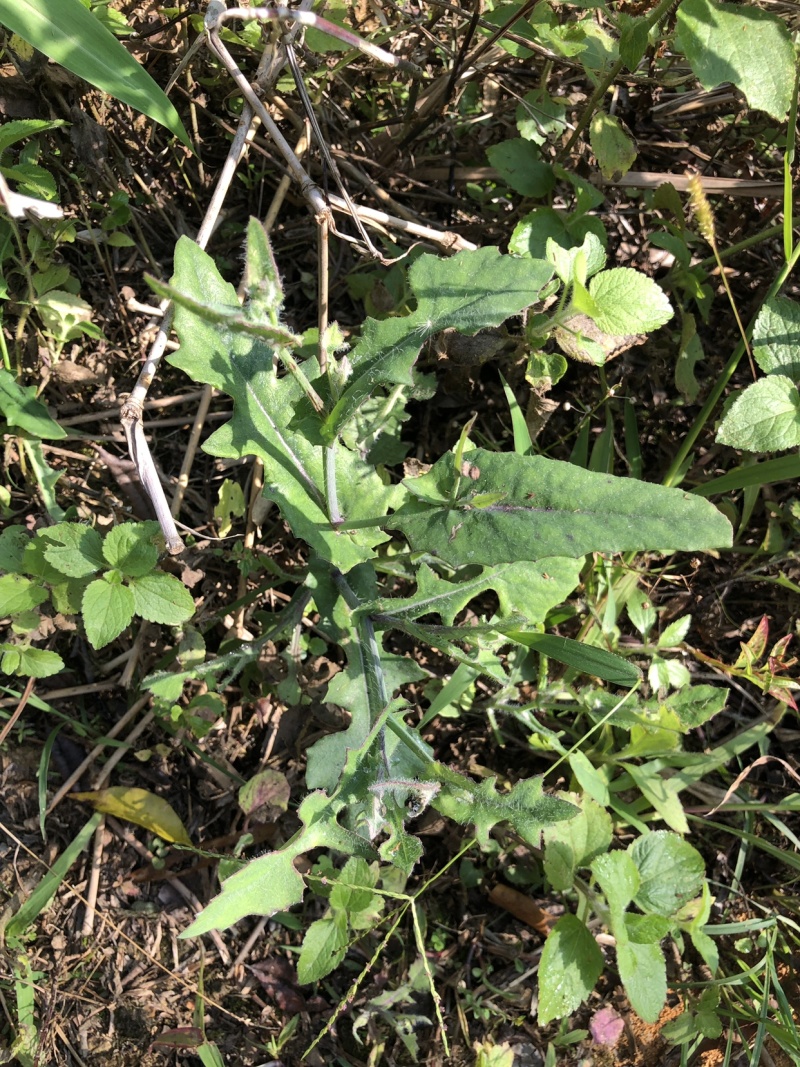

716,376,800,452
388,448,732,567
751,296,800,379
306,650,426,793
0,573,48,614
323,248,554,437
130,572,195,626
360,557,582,629
82,576,135,649
102,521,160,577
166,228,400,571
0,368,66,439
617,940,667,1023
631,831,705,917
40,523,105,578
297,914,349,984
0,0,191,145
588,268,673,335
433,771,577,849
183,791,378,936
676,0,794,121
537,913,604,1025
186,846,307,938
662,685,727,729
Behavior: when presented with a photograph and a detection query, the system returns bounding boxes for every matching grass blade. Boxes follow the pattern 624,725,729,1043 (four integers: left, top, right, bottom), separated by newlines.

0,0,190,147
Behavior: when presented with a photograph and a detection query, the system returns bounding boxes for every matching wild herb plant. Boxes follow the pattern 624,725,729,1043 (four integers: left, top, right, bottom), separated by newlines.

1,0,799,1060
0,520,194,676
141,216,733,1036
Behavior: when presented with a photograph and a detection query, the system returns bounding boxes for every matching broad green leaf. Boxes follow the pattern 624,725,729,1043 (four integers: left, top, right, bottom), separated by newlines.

40,523,104,578
433,771,577,849
510,207,607,260
547,232,606,287
616,940,666,1023
625,913,670,944
0,574,48,614
480,3,538,57
751,296,800,379
716,375,800,452
486,138,555,197
297,914,349,984
658,613,692,648
214,479,246,538
166,227,400,570
588,268,673,335
0,368,66,439
618,12,649,71
102,521,160,577
662,685,727,729
238,769,290,817
676,312,705,404
388,448,732,567
516,90,566,145
329,856,379,913
130,572,195,625
82,576,135,648
543,793,612,891
323,248,554,436
0,644,63,678
676,0,794,121
568,750,610,807
50,577,89,616
0,527,30,573
0,0,191,145
622,763,689,834
183,791,377,936
589,111,637,179
507,632,641,687
71,786,192,845
592,851,639,923
537,914,604,1025
631,831,705,917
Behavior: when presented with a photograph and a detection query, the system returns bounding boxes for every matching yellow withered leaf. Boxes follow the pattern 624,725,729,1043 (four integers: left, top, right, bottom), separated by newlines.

72,787,192,845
